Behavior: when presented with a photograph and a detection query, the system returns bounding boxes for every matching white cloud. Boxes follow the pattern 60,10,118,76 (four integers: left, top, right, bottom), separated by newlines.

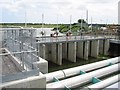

0,0,119,23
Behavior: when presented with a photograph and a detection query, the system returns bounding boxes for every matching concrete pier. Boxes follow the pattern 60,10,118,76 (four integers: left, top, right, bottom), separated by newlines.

44,44,51,61
51,43,57,63
38,44,42,57
51,43,63,65
104,39,109,55
91,40,99,58
62,43,68,60
99,40,104,55
58,43,62,65
68,42,76,62
99,39,109,55
83,41,89,60
88,41,91,56
39,44,46,59
77,42,84,58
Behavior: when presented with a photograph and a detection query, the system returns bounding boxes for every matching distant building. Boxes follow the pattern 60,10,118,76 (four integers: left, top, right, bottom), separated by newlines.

118,1,120,24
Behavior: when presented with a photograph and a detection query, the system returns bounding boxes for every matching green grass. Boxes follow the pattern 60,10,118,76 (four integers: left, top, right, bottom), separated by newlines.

98,54,110,59
0,24,60,28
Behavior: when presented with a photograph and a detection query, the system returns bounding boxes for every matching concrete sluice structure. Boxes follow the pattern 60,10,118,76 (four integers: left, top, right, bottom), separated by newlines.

38,37,110,65
0,28,119,89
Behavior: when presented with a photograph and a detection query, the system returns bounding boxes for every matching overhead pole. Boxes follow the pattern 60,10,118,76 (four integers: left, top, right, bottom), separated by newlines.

81,18,83,31
25,5,27,28
91,17,93,31
86,10,88,24
57,14,58,31
86,10,88,31
70,15,72,32
42,13,44,32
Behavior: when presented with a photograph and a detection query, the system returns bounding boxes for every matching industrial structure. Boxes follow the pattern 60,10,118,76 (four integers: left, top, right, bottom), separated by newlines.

37,35,113,65
0,28,48,88
0,28,119,89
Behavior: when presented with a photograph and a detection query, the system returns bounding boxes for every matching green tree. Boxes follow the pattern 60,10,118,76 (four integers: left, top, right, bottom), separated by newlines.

78,19,87,24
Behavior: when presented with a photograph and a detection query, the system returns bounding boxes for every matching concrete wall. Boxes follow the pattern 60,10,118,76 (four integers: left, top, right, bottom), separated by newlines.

4,48,22,71
0,73,46,89
33,57,48,74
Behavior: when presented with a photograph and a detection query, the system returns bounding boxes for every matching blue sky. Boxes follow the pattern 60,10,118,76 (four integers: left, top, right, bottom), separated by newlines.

0,0,119,24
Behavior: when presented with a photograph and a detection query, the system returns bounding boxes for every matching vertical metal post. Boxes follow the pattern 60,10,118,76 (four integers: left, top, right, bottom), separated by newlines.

30,29,33,69
91,17,92,31
12,30,14,52
6,30,8,49
19,29,24,70
25,6,27,28
57,14,58,31
14,30,16,57
80,19,83,39
86,10,88,31
70,15,72,32
42,14,44,31
86,10,88,24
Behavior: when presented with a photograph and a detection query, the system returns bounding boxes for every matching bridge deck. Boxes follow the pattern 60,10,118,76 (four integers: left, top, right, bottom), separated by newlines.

36,36,115,44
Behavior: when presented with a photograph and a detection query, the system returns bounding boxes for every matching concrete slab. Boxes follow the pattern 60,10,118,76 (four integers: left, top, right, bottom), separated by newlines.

1,55,21,75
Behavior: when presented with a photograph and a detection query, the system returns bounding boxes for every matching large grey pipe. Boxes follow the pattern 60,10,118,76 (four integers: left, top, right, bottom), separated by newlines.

45,57,119,82
47,63,119,89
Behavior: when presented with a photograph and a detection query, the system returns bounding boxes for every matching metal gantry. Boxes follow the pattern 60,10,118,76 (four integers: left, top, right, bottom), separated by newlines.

0,28,39,83
3,28,38,70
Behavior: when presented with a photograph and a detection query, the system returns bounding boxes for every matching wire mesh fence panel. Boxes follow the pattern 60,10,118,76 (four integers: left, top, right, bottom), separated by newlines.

0,28,40,83
1,28,38,71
